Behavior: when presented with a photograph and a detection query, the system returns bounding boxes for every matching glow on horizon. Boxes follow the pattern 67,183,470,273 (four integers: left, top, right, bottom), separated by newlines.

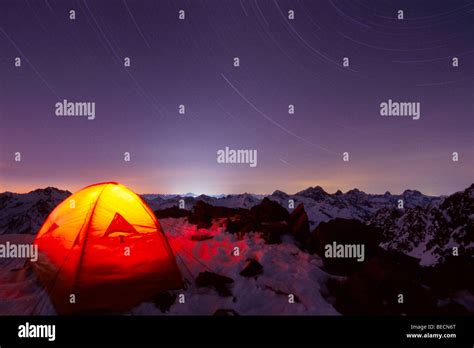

1,175,470,197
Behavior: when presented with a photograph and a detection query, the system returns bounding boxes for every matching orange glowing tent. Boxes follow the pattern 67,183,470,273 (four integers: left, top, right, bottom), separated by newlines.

32,182,183,314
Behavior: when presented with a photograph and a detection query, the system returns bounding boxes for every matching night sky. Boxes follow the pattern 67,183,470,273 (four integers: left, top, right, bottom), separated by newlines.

0,0,473,195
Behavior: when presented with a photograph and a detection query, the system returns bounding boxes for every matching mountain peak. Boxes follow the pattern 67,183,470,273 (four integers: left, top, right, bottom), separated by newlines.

346,188,365,195
271,190,288,197
296,186,328,201
402,189,422,196
28,187,69,194
297,185,327,194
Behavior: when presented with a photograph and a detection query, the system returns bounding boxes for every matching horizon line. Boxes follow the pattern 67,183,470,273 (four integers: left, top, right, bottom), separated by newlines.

1,184,468,197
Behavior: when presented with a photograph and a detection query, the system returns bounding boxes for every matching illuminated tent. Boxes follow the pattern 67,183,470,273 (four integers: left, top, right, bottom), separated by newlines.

32,182,182,314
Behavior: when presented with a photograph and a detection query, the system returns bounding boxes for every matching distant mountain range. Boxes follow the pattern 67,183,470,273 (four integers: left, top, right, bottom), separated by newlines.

142,186,442,223
0,184,472,268
0,185,457,233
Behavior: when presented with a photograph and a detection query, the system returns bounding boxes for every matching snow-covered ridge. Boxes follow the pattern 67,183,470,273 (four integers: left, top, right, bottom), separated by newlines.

0,187,71,235
267,186,441,228
0,185,446,235
369,183,474,266
143,186,441,228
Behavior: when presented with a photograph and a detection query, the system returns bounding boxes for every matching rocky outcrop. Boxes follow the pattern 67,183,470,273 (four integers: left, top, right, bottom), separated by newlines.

311,218,381,275
288,203,311,248
195,271,234,297
239,259,263,277
249,198,290,223
154,206,191,219
328,249,471,315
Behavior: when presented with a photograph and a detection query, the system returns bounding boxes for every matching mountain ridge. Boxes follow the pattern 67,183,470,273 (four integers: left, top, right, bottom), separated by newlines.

0,184,463,237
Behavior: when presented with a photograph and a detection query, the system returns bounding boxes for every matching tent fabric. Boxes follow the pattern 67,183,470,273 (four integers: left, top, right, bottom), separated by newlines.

33,182,183,315
104,212,138,237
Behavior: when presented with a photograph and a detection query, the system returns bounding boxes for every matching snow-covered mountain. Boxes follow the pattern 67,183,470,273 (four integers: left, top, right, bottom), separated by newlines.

0,187,71,235
369,184,474,266
145,186,439,228
144,193,261,211
266,186,441,228
0,185,445,235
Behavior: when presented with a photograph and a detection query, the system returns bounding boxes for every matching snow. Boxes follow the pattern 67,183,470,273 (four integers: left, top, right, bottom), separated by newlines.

267,189,440,229
0,234,55,315
131,218,339,315
144,193,260,211
0,220,339,316
404,236,437,267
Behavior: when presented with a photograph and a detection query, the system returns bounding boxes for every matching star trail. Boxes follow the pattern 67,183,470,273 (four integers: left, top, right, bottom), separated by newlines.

0,0,472,195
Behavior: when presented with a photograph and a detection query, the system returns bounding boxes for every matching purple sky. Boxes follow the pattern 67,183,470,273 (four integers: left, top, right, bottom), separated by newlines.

0,0,473,195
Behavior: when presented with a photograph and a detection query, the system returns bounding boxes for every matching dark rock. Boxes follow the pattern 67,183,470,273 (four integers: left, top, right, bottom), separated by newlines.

261,221,290,244
154,206,191,219
225,202,296,243
190,234,214,241
288,203,311,246
421,255,474,295
189,201,213,228
330,249,440,315
311,218,382,275
240,259,263,277
330,248,474,315
250,197,289,223
226,217,258,235
195,271,234,297
151,292,177,313
225,218,243,234
189,201,247,229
